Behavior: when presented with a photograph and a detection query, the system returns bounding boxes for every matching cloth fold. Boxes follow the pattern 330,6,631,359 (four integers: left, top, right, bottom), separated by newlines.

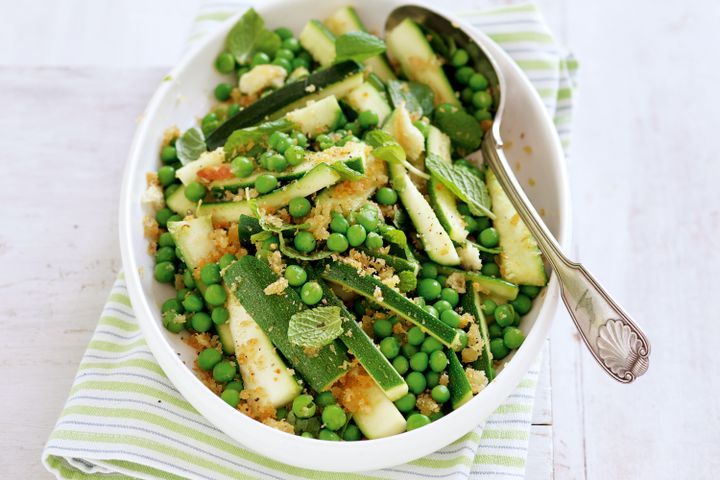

43,2,576,478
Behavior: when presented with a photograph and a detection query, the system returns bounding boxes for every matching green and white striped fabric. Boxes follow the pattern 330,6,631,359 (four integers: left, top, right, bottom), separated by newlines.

43,2,577,478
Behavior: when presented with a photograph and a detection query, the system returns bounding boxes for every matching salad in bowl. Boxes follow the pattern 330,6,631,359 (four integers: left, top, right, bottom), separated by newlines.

141,5,549,443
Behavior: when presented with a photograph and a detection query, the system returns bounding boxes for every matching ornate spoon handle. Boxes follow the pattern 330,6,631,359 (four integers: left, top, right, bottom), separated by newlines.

481,134,650,383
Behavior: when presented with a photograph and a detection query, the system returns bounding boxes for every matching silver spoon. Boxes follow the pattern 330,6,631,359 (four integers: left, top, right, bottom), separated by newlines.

386,5,650,383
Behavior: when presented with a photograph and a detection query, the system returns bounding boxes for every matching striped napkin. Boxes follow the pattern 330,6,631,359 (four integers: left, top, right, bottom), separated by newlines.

42,2,577,478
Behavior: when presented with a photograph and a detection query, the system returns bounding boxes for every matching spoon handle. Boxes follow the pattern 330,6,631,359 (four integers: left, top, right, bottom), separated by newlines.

481,134,650,383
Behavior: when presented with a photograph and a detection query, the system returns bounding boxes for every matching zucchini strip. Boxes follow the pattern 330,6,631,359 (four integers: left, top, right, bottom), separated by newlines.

460,285,495,381
448,351,473,409
436,265,519,301
321,263,463,350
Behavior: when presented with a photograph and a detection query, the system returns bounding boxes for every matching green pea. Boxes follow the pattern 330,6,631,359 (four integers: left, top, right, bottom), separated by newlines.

214,82,232,101
436,275,447,287
461,86,474,103
469,73,489,91
184,181,206,202
231,156,254,178
284,265,307,287
455,66,474,85
212,360,236,383
255,174,278,194
503,327,525,349
167,214,182,224
293,231,316,253
182,292,204,312
457,329,469,349
373,319,393,339
345,120,361,136
301,431,314,439
364,232,383,250
402,343,418,358
288,197,311,218
380,337,400,359
429,350,448,373
463,215,479,233
292,131,308,147
274,27,293,40
431,385,450,403
392,356,409,375
154,261,175,283
200,263,221,285
475,109,492,121
355,206,379,232
164,183,179,199
204,284,227,307
215,51,236,73
417,278,442,302
440,309,461,328
433,300,452,313
520,285,541,299
162,298,183,314
221,388,240,407
300,281,323,305
321,404,346,431
358,110,379,129
157,166,175,187
201,113,219,135
176,288,189,302
511,294,533,316
474,216,491,231
219,253,236,270
490,338,509,360
481,298,497,316
326,232,349,253
329,213,349,234
161,145,178,163
250,52,270,66
472,90,493,109
158,232,175,249
346,224,367,247
155,208,173,228
429,411,444,422
420,263,438,279
406,371,427,394
407,327,426,346
267,153,288,172
394,393,416,413
191,312,212,332
318,429,341,441
409,352,429,372
440,288,459,307
421,336,443,354
424,305,439,318
275,48,294,61
493,304,514,328
155,246,175,264
198,348,222,371
316,391,336,407
292,394,316,418
225,380,243,392
375,187,398,205
343,424,362,441
479,227,500,248
481,262,500,277
163,311,185,333
425,370,440,388
451,48,469,67
284,145,305,166
269,131,292,153
212,307,229,325
282,37,301,53
488,323,503,339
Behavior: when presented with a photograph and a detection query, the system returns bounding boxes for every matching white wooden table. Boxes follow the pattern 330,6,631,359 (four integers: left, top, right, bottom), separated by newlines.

1,1,719,479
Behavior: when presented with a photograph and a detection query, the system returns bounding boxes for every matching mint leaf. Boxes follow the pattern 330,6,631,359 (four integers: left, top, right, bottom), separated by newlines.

226,8,281,64
335,31,386,63
175,128,206,165
288,306,343,348
425,154,494,218
432,104,483,151
387,80,435,116
364,130,405,164
224,119,293,158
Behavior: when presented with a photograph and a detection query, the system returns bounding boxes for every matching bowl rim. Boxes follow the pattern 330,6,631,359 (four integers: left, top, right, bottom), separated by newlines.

118,0,572,472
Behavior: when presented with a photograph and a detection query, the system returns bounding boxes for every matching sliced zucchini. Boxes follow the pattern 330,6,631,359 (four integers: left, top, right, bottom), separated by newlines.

215,322,235,355
460,287,495,381
344,83,392,125
286,95,343,137
324,6,397,81
166,216,214,269
313,273,408,401
223,255,350,392
388,163,460,266
436,265,519,301
175,148,224,186
448,351,473,409
385,18,459,106
299,20,336,67
426,126,468,243
195,202,252,225
227,296,301,408
338,366,406,439
206,61,362,150
322,262,463,350
486,170,547,287
165,185,197,216
382,105,425,163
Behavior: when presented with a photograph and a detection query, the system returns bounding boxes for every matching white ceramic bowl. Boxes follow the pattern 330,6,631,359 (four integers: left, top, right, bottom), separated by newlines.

119,0,571,472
